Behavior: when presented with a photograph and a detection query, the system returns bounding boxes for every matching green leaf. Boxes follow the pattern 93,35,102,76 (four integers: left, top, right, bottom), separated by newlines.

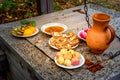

1,0,15,11
30,0,34,3
29,21,36,26
103,2,110,8
24,13,32,18
54,3,62,11
20,20,29,25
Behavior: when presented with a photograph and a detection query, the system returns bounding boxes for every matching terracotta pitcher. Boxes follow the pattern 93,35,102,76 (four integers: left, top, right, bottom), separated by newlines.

86,13,115,54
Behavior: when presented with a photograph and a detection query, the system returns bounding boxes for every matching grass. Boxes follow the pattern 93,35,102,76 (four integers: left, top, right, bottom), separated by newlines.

54,0,120,11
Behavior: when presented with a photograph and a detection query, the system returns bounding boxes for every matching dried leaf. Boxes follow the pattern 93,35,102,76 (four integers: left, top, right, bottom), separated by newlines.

95,55,102,62
37,39,43,44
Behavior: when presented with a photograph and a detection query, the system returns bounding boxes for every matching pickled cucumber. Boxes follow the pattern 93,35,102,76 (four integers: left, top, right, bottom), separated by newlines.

11,26,25,35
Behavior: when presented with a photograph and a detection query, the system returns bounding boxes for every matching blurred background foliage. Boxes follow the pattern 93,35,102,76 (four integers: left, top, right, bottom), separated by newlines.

0,0,120,24
0,0,38,23
54,0,120,11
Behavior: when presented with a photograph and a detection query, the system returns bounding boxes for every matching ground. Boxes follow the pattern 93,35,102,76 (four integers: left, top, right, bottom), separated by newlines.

54,0,120,11
0,0,120,24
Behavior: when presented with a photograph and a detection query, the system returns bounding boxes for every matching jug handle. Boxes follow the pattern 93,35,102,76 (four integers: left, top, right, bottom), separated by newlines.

107,25,115,44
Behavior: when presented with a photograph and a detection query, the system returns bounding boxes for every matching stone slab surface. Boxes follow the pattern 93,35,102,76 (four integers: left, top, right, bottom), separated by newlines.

110,18,120,39
89,4,120,19
0,27,71,80
26,4,120,80
0,4,120,80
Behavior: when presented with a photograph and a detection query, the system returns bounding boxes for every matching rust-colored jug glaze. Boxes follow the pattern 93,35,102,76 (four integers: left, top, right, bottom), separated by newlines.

86,13,115,54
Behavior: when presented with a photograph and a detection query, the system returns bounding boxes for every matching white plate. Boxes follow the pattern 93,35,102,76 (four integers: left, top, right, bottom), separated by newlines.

54,54,85,69
12,28,39,37
77,30,86,41
48,38,79,50
41,23,68,35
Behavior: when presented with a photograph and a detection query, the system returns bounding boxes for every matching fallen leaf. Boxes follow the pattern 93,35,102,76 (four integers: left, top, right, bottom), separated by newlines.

95,55,102,62
37,39,43,44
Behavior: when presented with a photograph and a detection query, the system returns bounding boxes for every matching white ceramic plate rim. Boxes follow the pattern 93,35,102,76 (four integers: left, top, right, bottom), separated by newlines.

41,23,68,35
77,30,86,41
12,28,39,37
54,54,85,69
48,37,79,50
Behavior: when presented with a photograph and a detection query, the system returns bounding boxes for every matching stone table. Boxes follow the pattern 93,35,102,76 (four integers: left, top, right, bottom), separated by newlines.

0,4,120,80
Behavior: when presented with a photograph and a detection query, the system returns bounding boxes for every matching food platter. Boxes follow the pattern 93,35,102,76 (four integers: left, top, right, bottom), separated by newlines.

12,28,39,38
48,31,79,50
48,38,79,50
41,23,68,35
77,30,86,41
77,28,90,41
54,54,85,69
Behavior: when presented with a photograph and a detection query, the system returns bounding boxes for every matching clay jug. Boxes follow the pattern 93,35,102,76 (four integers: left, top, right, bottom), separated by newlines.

86,13,115,54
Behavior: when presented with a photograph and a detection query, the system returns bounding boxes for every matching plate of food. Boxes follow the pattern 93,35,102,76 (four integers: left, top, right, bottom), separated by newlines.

77,28,90,41
41,23,68,35
11,26,39,37
54,49,85,69
49,32,79,50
